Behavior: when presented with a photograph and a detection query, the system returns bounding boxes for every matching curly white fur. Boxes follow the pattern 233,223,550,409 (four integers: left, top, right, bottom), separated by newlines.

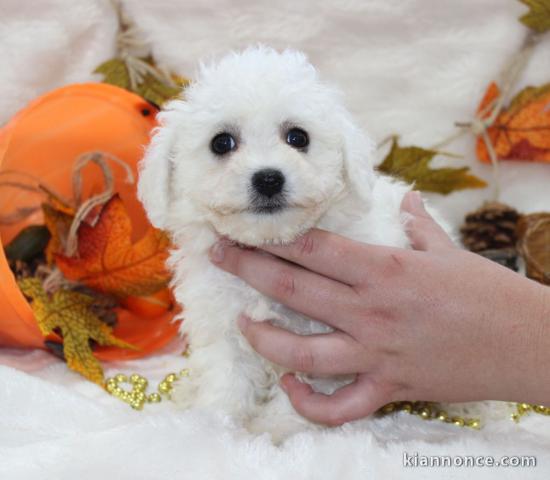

138,46,450,441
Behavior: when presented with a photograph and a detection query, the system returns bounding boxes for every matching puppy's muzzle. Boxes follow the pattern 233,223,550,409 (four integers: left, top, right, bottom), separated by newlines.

250,168,287,214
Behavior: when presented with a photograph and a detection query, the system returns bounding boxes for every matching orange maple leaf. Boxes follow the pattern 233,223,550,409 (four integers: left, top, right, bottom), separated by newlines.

476,82,550,163
56,195,172,298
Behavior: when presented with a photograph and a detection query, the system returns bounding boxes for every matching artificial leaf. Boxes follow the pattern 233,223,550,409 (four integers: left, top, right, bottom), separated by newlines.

18,278,136,384
94,57,186,106
55,195,171,298
135,73,182,108
94,58,131,90
377,139,487,194
42,201,75,264
476,82,550,163
519,0,550,33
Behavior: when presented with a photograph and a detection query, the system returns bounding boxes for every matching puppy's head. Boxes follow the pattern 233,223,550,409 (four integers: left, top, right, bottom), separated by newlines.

138,46,375,246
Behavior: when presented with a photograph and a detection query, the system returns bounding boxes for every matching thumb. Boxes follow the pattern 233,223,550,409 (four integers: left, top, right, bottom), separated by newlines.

400,191,455,251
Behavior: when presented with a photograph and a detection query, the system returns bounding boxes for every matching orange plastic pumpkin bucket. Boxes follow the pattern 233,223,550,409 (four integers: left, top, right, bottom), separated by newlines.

0,83,180,360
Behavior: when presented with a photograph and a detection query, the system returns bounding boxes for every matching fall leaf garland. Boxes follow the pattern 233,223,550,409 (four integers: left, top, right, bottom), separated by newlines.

378,1,550,192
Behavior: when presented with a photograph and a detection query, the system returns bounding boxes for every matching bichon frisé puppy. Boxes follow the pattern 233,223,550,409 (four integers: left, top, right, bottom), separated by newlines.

138,46,449,441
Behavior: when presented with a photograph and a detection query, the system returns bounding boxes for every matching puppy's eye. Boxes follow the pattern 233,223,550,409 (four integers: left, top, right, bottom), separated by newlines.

286,128,309,150
210,133,237,155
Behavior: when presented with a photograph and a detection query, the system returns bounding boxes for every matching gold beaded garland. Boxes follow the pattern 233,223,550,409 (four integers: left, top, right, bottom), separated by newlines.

104,370,189,410
379,400,550,430
378,401,481,429
511,402,550,422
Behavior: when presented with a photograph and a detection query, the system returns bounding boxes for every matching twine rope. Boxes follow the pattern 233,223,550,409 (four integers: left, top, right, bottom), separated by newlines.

66,151,134,257
110,0,177,91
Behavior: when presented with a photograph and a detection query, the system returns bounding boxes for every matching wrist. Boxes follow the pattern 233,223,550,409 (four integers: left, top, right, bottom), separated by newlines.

502,278,550,405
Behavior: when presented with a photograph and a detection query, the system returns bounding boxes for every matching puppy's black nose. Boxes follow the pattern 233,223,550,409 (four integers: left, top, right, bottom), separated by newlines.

251,169,285,198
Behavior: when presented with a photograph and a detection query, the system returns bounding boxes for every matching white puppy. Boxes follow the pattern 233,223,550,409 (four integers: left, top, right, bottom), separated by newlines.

138,46,448,441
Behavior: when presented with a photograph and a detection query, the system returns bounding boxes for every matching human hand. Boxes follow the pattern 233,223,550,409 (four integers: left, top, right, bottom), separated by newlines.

209,192,550,426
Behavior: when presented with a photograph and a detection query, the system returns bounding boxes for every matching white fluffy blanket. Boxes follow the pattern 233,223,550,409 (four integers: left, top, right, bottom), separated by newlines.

1,1,550,478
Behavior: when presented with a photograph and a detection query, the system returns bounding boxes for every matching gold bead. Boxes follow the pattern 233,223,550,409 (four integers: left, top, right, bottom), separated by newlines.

112,386,124,397
158,381,171,394
466,419,481,430
133,391,146,401
511,413,520,423
120,391,131,403
130,374,141,384
148,393,162,403
165,373,178,383
130,400,144,411
436,410,448,422
179,368,190,378
115,374,128,383
534,405,547,414
105,380,118,393
133,381,148,393
401,402,412,414
381,403,395,414
452,417,465,427
419,408,431,419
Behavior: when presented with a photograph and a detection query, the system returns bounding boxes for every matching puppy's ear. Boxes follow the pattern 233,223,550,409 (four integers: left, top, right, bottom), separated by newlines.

339,114,377,202
137,112,177,230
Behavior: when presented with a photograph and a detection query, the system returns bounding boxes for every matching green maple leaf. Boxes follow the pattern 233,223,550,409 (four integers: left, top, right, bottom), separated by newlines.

519,0,550,33
377,139,487,195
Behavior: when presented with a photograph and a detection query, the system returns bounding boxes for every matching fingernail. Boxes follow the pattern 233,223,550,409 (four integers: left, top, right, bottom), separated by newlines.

409,191,423,207
209,241,226,263
403,191,424,213
237,314,250,332
280,375,292,392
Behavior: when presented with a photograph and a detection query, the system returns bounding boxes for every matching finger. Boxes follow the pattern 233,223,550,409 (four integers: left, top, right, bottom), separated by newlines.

280,373,385,426
260,229,391,286
210,242,360,331
238,315,366,375
400,191,455,251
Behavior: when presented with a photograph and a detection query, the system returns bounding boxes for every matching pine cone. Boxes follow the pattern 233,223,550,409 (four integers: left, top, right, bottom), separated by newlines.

461,202,520,252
